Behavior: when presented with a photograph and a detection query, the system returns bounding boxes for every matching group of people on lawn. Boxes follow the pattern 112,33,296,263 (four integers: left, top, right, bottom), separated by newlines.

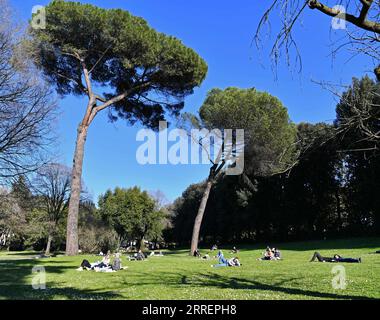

257,247,282,261
77,244,363,272
194,244,362,268
78,251,124,272
77,249,165,272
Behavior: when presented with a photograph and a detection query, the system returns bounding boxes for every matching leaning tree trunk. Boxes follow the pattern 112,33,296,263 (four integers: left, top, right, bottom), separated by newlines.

45,234,53,256
190,180,213,255
138,237,145,251
66,123,89,255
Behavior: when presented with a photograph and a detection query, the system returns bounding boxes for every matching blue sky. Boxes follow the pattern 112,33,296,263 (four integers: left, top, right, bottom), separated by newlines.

10,0,375,203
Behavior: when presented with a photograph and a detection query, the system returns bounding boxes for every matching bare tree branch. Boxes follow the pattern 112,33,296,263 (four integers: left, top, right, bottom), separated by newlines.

0,2,57,181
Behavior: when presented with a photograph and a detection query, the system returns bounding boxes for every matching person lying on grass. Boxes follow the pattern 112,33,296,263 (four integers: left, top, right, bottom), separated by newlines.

149,250,164,257
211,251,241,267
192,249,209,259
309,252,362,263
215,250,224,259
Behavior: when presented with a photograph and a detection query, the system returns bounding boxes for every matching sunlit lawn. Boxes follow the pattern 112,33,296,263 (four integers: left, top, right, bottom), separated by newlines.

0,237,379,300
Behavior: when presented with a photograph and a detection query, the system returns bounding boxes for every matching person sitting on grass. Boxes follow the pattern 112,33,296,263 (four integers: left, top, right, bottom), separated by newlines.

128,250,146,261
273,248,282,260
310,252,361,263
112,252,122,271
257,247,275,260
95,251,111,268
231,246,239,254
193,249,201,258
135,249,146,260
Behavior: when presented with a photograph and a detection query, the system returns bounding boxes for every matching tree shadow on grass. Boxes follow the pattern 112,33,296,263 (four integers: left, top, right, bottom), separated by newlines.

197,272,377,300
0,258,122,300
0,283,121,300
0,251,41,256
130,270,377,300
0,252,41,261
208,273,377,300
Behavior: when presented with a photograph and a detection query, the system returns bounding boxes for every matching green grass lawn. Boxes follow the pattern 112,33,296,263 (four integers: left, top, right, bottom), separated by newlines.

0,237,379,300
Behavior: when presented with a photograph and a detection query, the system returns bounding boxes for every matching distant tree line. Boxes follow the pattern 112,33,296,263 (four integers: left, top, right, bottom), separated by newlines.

0,178,168,253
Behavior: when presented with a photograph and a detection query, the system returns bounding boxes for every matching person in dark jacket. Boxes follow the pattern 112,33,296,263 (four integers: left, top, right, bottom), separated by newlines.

193,249,201,258
310,252,361,263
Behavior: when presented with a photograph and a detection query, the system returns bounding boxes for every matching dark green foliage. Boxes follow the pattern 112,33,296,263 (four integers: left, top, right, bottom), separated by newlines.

335,76,380,235
199,87,298,176
169,183,207,244
30,0,207,128
11,176,33,212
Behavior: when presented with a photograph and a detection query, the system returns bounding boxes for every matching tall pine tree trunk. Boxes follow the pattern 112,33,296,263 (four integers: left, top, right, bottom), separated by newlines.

190,180,213,255
335,189,342,232
45,234,53,256
66,123,89,255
